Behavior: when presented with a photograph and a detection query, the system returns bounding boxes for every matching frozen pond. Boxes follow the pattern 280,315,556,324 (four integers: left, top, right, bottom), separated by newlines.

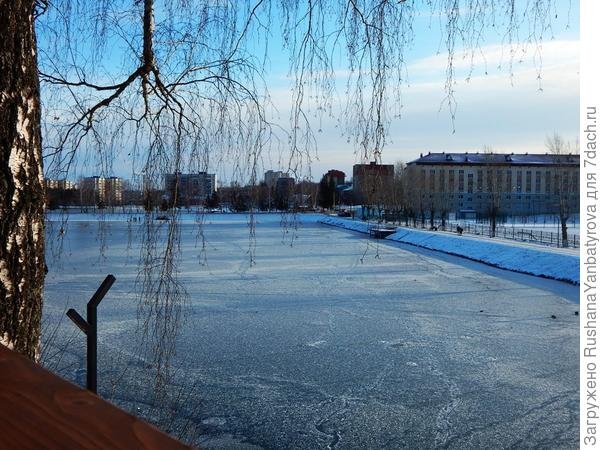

43,213,579,449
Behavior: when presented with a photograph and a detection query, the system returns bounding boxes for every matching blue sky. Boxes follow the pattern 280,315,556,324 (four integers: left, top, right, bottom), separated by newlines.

302,36,579,179
255,1,580,182
40,1,580,184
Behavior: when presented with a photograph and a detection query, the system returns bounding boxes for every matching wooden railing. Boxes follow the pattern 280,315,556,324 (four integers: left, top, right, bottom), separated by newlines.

0,344,193,450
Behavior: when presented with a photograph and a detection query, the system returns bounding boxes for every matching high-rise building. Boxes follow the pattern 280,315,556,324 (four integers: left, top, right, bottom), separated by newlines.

80,176,106,206
79,176,124,206
275,176,295,209
164,172,217,206
105,177,123,205
264,170,288,188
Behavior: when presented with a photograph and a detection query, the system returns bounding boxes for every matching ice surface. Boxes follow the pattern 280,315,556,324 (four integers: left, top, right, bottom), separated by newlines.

319,216,580,284
43,213,579,449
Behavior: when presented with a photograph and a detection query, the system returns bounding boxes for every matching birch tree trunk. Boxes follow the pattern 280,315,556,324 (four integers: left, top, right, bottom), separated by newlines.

0,0,45,359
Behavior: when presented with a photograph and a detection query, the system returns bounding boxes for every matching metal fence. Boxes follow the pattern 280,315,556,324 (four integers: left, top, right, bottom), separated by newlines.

388,219,579,249
451,222,578,248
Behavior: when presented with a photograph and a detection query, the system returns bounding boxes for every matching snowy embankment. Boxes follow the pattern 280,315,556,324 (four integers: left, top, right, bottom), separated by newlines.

318,216,579,284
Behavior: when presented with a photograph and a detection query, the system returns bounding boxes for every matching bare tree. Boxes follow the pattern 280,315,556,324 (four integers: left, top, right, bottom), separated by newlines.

0,3,572,446
437,167,450,230
401,165,417,227
545,133,579,247
402,163,424,228
0,0,45,359
482,146,503,237
36,1,280,390
427,168,436,229
386,161,406,224
2,0,566,366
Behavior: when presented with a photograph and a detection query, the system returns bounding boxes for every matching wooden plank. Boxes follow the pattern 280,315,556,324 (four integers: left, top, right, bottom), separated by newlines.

0,344,194,450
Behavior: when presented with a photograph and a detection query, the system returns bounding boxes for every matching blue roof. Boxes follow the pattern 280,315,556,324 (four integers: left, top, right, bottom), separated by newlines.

408,152,579,166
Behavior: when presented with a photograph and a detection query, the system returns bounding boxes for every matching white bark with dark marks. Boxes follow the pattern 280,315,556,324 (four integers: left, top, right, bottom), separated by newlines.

0,0,45,359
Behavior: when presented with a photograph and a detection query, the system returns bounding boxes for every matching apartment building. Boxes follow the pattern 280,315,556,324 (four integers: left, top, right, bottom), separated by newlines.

164,172,217,206
264,170,288,188
79,176,124,206
405,152,579,218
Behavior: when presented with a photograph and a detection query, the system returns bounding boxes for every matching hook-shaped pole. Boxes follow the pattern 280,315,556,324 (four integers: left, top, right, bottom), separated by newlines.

66,274,116,394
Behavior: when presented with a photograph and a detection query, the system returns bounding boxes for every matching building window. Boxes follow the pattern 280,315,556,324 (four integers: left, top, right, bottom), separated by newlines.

535,171,541,193
467,173,474,193
545,171,551,193
525,170,532,193
506,170,512,192
439,169,445,192
477,170,483,191
516,171,522,192
448,170,455,192
430,169,435,191
572,171,579,192
458,170,464,192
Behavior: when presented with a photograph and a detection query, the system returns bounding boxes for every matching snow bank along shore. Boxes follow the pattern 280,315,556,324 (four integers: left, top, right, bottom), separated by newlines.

318,216,579,285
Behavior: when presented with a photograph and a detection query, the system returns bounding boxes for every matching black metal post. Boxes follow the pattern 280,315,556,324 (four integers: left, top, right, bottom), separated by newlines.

87,299,97,393
66,274,115,394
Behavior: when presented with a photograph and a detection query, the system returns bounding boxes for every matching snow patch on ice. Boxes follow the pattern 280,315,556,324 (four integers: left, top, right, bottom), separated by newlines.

202,417,227,427
435,381,461,447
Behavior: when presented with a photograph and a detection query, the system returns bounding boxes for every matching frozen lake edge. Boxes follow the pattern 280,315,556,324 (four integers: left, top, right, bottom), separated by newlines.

319,216,580,285
43,213,579,448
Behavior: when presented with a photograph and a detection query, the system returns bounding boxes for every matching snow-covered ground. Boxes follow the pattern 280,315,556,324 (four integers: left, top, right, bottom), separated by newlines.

319,216,580,284
43,213,579,448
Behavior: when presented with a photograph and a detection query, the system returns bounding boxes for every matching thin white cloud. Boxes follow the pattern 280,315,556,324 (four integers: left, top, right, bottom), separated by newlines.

302,41,580,175
408,39,579,80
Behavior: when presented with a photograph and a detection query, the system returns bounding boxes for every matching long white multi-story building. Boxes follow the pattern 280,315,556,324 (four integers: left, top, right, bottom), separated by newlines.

405,152,579,218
